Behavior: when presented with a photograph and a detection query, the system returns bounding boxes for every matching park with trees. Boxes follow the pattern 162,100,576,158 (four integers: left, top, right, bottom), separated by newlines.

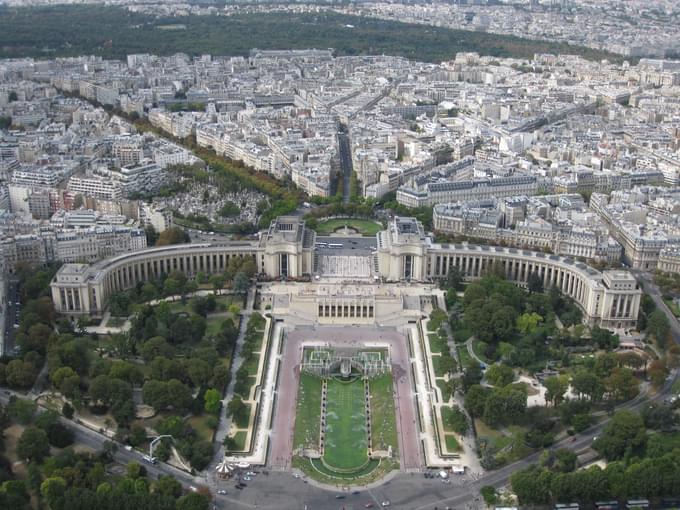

0,7,621,64
0,242,260,481
437,268,679,475
0,399,212,510
0,265,228,509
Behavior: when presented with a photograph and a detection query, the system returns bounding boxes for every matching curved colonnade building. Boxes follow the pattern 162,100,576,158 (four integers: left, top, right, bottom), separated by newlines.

51,216,641,329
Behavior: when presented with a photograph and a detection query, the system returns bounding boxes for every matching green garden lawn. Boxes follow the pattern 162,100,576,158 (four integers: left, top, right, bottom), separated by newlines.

368,374,398,453
293,373,322,450
323,378,368,470
315,218,382,236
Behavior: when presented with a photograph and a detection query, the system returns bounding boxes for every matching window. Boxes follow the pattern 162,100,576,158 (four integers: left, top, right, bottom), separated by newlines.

280,253,288,277
404,255,413,279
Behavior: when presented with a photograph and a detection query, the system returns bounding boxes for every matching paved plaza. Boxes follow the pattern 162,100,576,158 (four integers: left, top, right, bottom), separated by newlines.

269,326,421,472
317,254,373,278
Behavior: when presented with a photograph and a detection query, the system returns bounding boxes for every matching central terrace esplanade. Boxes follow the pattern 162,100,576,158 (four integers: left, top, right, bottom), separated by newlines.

51,216,642,329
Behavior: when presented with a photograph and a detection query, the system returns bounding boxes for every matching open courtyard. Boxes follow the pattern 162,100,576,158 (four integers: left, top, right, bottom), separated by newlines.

314,218,383,236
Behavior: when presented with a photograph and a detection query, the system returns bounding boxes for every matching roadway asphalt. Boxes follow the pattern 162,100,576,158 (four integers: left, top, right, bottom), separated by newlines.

2,278,19,356
315,236,376,256
337,131,353,205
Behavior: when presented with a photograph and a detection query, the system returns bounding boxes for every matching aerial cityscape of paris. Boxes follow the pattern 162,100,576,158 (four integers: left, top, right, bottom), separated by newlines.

1,1,680,509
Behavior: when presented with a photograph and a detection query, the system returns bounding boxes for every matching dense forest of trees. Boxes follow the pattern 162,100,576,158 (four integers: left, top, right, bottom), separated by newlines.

510,409,680,505
0,7,621,63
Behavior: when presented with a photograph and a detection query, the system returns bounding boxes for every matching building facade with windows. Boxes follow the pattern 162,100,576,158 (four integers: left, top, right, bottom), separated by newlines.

52,216,641,328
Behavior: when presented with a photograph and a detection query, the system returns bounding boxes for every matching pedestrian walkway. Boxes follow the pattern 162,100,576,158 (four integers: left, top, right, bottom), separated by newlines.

0,277,7,356
412,319,480,472
210,286,256,466
84,311,132,335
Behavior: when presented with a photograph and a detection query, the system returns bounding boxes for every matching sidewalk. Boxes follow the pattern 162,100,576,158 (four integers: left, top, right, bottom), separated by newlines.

84,311,132,335
210,286,256,463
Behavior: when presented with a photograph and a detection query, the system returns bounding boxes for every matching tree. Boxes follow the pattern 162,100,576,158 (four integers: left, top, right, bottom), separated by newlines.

204,388,221,415
516,312,543,334
226,396,249,427
109,361,144,387
482,385,527,426
142,379,192,412
154,439,172,462
62,402,74,419
648,359,669,389
593,410,646,461
571,370,603,401
480,486,497,505
442,407,468,434
45,422,74,448
111,399,135,427
617,351,645,370
553,448,577,473
35,409,59,430
591,326,619,349
21,323,52,354
139,336,174,363
49,334,89,374
108,292,131,317
641,402,676,431
156,415,184,437
464,385,489,417
647,310,670,347
571,413,592,433
491,305,518,340
40,477,66,508
154,475,182,498
443,266,463,291
191,297,210,317
26,462,42,493
89,375,133,407
188,440,213,470
544,375,569,406
210,274,226,291
223,436,238,451
8,398,37,425
510,465,552,505
603,367,639,402
17,426,50,462
464,301,495,342
128,424,147,448
485,364,514,387
462,361,483,391
527,271,544,294
144,224,159,246
5,360,37,389
156,227,190,246
126,461,145,479
233,271,250,294
187,358,211,387
51,366,78,390
177,492,209,510
163,277,181,297
437,354,457,377
214,320,238,355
